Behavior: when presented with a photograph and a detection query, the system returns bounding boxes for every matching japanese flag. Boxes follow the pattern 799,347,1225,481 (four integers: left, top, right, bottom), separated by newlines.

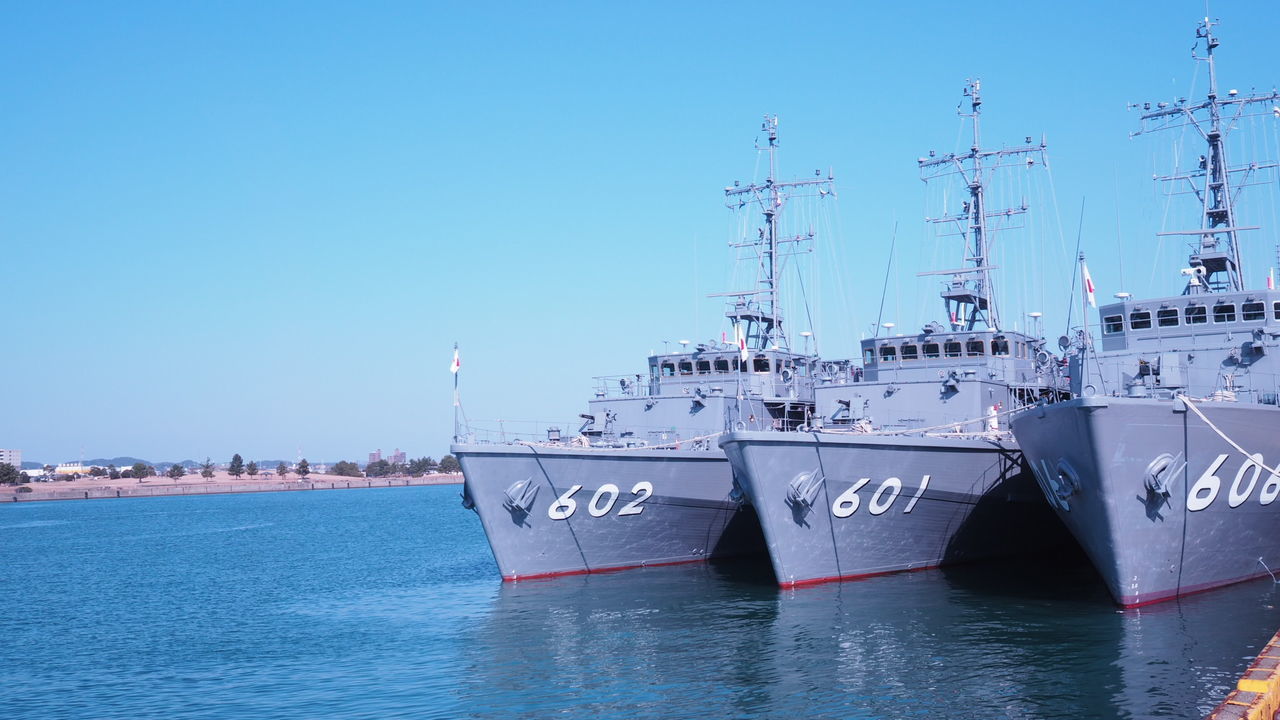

450,347,461,374
1081,260,1097,308
735,324,748,363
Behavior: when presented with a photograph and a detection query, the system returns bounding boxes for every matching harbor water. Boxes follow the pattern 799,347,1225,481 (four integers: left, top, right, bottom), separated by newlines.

1,485,1277,719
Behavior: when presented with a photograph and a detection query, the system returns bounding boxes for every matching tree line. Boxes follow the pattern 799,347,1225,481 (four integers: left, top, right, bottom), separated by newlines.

0,452,462,486
332,455,459,478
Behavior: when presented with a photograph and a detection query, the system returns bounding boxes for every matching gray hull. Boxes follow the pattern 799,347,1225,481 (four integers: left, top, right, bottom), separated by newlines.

1012,396,1280,607
719,431,1068,587
453,443,764,580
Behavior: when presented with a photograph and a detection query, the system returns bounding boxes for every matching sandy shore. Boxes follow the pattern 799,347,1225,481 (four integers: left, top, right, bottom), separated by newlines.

1,469,462,503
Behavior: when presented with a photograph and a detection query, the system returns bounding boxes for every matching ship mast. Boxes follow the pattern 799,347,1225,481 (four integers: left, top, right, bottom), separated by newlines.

1133,17,1280,294
718,115,835,352
918,80,1046,331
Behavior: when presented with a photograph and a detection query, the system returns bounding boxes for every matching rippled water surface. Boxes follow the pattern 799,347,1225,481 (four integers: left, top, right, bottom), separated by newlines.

2,485,1277,719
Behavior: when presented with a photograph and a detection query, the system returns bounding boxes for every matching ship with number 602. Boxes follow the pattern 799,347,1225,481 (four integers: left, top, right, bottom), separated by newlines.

1011,18,1280,607
452,117,850,580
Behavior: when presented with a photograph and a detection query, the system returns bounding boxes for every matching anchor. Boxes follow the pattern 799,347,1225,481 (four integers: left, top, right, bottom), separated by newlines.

502,478,540,516
785,468,824,514
1142,452,1184,499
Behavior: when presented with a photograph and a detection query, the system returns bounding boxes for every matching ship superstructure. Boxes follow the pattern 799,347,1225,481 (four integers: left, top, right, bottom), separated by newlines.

720,82,1072,587
454,117,847,580
1011,18,1280,607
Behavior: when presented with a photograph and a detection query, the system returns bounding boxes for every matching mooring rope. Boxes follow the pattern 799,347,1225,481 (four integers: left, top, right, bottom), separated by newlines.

1179,395,1280,477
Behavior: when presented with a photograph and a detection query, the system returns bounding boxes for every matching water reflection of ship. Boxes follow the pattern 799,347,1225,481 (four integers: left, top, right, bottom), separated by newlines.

456,562,784,719
759,559,1280,718
450,555,1280,718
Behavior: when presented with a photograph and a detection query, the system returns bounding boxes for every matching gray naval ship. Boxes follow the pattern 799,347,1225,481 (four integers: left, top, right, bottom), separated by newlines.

719,82,1072,587
454,117,844,580
1011,19,1280,607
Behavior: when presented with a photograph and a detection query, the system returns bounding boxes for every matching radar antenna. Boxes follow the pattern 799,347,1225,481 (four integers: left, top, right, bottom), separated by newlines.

716,116,835,352
918,80,1046,331
1131,17,1280,294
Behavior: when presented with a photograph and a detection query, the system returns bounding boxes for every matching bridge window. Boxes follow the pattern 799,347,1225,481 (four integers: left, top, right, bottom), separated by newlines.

661,362,675,377
1103,315,1123,334
944,341,962,358
713,357,730,373
1156,309,1179,327
863,348,875,365
879,345,897,362
796,361,809,377
1129,311,1152,330
923,342,941,359
992,337,1010,356
1213,303,1236,323
696,359,711,374
678,360,693,375
753,355,770,373
1274,301,1280,320
1185,305,1206,324
1243,302,1266,322
900,344,919,361
966,340,985,357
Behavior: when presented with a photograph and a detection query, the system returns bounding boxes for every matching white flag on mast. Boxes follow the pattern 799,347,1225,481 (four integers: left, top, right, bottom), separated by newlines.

450,346,461,374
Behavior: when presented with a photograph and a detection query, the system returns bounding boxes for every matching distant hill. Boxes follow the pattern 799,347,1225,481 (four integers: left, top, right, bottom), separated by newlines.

85,457,150,468
84,458,206,469
21,458,152,469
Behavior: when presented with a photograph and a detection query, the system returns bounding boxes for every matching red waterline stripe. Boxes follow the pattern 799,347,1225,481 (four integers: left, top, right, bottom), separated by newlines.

779,562,942,589
502,556,709,582
1118,569,1275,608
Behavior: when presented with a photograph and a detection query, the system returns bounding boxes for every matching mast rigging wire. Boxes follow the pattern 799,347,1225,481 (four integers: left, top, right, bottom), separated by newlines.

1065,197,1086,335
874,221,899,337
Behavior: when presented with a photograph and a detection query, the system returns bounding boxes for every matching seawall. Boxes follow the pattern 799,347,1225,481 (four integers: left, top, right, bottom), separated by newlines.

1207,629,1280,719
4,475,463,503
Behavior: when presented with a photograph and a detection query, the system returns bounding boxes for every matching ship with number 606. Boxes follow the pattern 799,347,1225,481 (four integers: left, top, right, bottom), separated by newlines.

720,82,1072,588
1011,19,1280,607
453,117,849,580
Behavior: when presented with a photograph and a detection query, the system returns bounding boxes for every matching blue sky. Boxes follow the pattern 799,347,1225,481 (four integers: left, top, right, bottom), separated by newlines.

6,1,1280,464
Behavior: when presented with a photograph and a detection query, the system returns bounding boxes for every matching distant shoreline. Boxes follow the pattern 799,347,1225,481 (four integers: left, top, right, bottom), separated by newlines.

2,472,463,504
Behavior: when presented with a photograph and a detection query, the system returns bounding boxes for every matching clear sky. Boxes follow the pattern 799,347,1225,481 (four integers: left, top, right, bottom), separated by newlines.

6,1,1280,464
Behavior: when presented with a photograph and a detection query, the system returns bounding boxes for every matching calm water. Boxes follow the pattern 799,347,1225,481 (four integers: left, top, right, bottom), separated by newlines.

1,485,1277,719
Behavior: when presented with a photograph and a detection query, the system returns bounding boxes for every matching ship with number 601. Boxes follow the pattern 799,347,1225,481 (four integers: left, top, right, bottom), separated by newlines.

453,117,850,580
1011,18,1280,607
719,81,1072,588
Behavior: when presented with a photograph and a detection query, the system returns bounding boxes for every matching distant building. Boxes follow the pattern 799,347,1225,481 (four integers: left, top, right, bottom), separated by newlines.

55,462,91,475
0,449,20,468
389,448,406,465
368,449,382,464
